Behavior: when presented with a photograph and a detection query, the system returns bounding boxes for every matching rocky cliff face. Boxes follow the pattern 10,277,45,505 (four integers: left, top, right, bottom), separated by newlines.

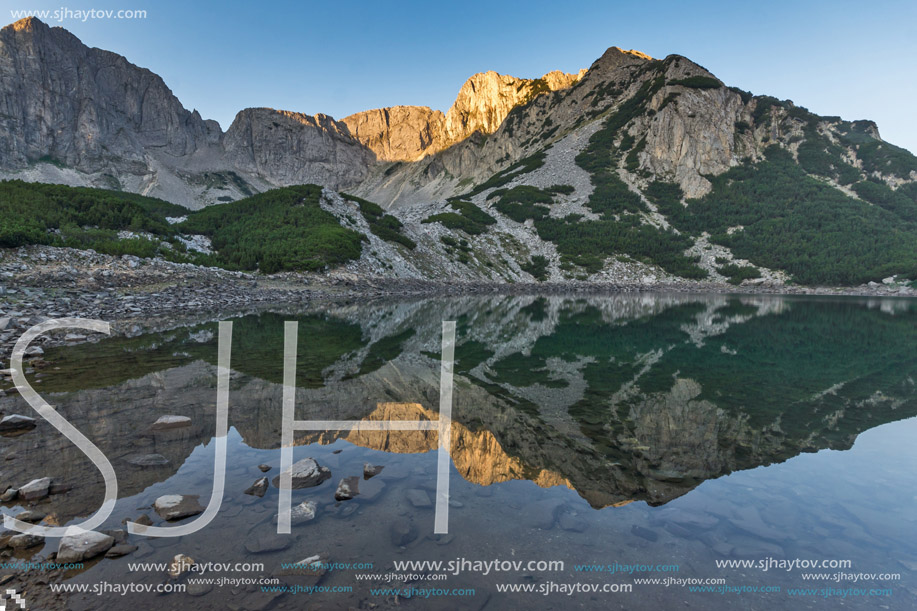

223,108,374,187
341,106,445,162
0,17,216,173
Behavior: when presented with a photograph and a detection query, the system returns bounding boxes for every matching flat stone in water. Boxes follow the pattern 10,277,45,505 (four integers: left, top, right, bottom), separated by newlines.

631,525,659,542
728,505,786,542
106,544,139,558
271,458,331,490
153,494,204,521
558,511,587,533
272,500,319,526
126,454,170,467
244,533,292,554
712,542,735,556
390,518,418,547
358,477,386,502
730,536,785,559
258,464,272,472
658,507,719,531
150,415,192,431
524,499,563,530
406,489,432,508
363,463,384,479
664,522,695,539
57,531,115,563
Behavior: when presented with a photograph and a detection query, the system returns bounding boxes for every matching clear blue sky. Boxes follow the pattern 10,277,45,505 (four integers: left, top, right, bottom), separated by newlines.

7,0,917,152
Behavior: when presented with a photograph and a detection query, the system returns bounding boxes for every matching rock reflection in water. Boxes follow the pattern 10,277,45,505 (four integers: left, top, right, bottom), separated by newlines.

0,293,915,610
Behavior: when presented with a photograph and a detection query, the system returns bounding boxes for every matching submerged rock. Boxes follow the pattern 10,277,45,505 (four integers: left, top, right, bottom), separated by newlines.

258,464,272,472
658,507,719,531
106,544,139,558
728,505,785,542
153,494,204,521
631,525,659,542
126,454,170,467
272,500,318,526
271,458,331,490
334,477,360,501
558,511,587,533
57,531,115,562
390,518,418,547
406,489,432,508
358,477,386,502
244,533,291,554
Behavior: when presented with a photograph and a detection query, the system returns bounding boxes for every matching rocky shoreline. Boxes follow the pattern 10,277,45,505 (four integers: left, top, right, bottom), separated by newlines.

1,244,915,363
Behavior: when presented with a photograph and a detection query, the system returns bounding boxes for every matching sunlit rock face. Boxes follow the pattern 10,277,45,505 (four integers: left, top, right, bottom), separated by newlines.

342,69,585,163
298,402,574,490
342,106,447,162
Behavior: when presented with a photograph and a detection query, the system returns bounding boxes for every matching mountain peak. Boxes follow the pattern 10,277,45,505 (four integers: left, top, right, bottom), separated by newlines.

4,16,48,33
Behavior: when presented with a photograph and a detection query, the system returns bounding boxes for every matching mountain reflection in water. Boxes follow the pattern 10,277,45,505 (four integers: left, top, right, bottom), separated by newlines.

1,293,915,610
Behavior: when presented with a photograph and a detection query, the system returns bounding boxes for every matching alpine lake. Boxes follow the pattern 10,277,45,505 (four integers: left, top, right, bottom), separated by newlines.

1,293,915,610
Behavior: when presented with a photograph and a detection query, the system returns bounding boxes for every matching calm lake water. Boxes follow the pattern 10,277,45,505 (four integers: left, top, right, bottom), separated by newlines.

1,293,916,610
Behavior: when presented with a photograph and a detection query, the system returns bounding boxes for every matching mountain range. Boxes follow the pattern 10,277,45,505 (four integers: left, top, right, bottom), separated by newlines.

2,16,916,287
